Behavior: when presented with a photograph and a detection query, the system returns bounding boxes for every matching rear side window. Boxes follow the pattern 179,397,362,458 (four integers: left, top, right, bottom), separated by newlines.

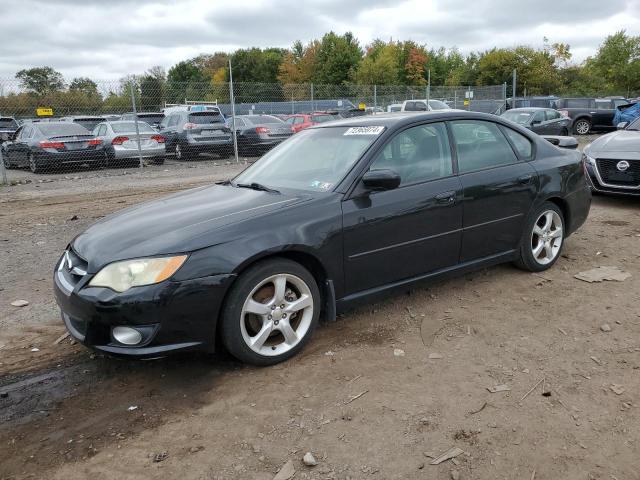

370,122,452,186
595,100,613,110
37,123,91,136
450,120,519,173
0,118,18,128
502,127,533,160
564,99,593,108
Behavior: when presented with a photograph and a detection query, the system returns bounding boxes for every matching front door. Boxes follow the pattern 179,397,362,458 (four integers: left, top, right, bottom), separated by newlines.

449,120,540,262
342,121,463,294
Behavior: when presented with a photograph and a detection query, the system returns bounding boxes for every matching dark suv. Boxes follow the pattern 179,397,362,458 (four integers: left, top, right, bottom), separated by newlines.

556,98,628,135
158,110,233,160
0,116,19,143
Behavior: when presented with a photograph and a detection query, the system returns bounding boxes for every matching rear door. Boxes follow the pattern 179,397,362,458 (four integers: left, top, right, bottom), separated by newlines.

342,121,463,293
449,120,539,262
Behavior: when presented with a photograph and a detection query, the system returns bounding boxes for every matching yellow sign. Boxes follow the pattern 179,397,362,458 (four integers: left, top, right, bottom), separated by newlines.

36,107,54,116
463,99,470,107
358,102,366,110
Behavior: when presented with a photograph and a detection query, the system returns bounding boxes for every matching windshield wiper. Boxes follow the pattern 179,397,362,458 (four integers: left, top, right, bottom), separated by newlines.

235,182,280,194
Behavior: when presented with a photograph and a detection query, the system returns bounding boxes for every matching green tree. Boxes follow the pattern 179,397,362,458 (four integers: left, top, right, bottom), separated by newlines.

15,66,65,94
589,30,640,95
354,40,400,85
314,32,362,85
68,77,99,96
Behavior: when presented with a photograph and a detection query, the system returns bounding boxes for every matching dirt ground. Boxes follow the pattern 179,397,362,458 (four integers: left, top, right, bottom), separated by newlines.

1,143,640,480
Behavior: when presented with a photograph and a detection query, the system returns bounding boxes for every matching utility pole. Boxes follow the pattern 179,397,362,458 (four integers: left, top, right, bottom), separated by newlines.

129,83,144,169
228,59,239,164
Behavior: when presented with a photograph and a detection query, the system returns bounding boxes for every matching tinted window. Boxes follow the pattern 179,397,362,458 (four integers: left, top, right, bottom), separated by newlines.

502,111,532,125
450,120,519,173
544,110,561,121
502,127,533,159
37,123,91,136
564,99,593,108
370,122,452,186
311,114,337,123
188,113,224,124
73,118,104,131
595,99,613,110
531,111,545,123
138,114,164,124
405,101,427,111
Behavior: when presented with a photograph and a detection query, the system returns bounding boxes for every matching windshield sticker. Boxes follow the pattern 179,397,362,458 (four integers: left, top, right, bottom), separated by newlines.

344,126,384,136
310,181,333,191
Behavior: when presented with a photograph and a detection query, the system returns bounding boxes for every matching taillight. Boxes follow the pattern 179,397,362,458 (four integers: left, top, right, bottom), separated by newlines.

184,122,198,130
151,134,165,143
39,141,65,149
112,136,129,145
88,139,102,146
255,127,270,134
558,110,569,117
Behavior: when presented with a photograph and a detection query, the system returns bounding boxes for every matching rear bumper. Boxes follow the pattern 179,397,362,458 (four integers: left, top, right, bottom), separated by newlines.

564,184,591,236
36,149,105,164
112,145,165,159
53,258,236,358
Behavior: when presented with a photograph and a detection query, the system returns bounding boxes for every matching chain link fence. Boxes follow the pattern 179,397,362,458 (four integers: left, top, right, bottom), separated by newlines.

0,79,507,182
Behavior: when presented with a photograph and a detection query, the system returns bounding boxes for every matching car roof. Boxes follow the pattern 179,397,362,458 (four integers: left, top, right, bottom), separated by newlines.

505,107,550,112
312,110,504,129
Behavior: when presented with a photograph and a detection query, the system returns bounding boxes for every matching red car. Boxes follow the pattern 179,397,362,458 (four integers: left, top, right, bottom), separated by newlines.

284,112,339,133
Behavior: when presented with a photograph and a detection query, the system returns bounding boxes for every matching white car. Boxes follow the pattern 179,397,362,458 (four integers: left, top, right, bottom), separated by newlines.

93,121,166,166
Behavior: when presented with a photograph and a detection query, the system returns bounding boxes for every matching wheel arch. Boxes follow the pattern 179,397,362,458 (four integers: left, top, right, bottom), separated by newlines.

539,195,570,234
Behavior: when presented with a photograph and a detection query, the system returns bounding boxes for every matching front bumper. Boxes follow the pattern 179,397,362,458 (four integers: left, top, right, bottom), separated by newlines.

53,257,236,357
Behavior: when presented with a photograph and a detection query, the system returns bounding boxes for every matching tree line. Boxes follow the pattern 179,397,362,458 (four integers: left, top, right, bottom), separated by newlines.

2,30,639,117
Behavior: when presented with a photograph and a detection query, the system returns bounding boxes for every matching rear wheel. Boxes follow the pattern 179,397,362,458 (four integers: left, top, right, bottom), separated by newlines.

573,119,591,135
220,258,320,366
174,143,187,161
29,153,42,174
514,202,564,272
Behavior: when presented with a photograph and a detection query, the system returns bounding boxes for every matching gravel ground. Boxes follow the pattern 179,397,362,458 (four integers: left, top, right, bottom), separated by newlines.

1,137,640,480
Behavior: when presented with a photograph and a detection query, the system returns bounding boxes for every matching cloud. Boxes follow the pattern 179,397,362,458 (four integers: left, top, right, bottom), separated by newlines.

0,0,638,80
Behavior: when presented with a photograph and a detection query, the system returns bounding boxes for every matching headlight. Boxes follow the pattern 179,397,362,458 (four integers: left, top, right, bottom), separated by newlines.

89,255,187,292
583,152,596,165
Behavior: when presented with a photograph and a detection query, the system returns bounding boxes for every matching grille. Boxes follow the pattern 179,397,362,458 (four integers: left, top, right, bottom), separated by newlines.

57,247,88,292
596,158,640,186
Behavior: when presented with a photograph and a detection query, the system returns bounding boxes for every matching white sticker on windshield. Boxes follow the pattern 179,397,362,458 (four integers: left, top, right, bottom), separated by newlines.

344,126,384,136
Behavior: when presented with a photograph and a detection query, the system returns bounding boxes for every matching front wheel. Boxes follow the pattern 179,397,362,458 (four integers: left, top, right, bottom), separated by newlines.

514,202,564,272
573,119,591,135
29,153,42,173
220,258,320,366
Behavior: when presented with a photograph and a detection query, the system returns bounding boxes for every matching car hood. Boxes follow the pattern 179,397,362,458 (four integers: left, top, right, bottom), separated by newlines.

587,130,640,153
72,184,306,272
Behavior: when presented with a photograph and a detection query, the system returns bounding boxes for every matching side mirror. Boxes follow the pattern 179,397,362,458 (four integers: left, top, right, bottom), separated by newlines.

542,135,579,150
362,169,401,191
617,122,629,130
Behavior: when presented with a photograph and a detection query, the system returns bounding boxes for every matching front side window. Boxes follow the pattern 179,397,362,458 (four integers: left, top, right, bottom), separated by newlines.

531,111,545,124
545,110,561,121
450,120,519,173
369,122,452,186
233,126,380,192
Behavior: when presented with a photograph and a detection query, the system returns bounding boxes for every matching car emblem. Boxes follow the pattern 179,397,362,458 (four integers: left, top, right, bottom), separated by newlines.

616,160,630,172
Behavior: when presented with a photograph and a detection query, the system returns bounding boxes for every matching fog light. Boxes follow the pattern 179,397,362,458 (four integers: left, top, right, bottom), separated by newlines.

112,326,143,345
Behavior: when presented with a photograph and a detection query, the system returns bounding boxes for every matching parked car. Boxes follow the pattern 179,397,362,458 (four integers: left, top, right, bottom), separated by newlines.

61,116,108,132
613,101,640,126
501,108,571,135
2,122,105,173
120,112,165,130
583,117,640,196
93,121,166,166
53,111,590,365
162,102,223,117
387,103,403,112
284,113,340,133
556,97,628,135
158,110,232,160
228,115,293,156
0,116,19,142
401,99,451,112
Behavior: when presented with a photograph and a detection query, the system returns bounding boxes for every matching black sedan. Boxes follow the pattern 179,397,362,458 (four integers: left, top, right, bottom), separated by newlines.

54,111,591,365
230,115,294,156
501,108,571,135
3,122,106,173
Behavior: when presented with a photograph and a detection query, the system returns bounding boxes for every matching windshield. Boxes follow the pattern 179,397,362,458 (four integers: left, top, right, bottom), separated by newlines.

38,123,91,136
111,122,155,133
628,118,640,131
502,111,532,125
188,113,224,124
233,126,381,192
138,114,164,123
428,100,450,110
74,119,104,131
245,115,282,124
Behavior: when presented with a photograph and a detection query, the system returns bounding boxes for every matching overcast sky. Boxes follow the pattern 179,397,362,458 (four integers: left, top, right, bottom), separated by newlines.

1,0,639,81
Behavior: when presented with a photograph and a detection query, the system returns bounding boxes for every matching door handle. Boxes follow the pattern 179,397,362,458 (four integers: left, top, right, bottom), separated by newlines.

435,191,456,204
518,174,533,184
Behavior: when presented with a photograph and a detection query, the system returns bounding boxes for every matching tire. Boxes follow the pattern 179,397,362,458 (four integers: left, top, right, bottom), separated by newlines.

174,143,187,161
29,153,42,174
2,153,11,169
514,202,565,272
561,127,569,136
573,119,591,135
220,258,321,366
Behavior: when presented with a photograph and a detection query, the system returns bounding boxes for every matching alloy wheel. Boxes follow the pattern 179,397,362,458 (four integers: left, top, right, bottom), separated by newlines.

575,120,590,135
29,153,37,173
530,210,563,265
240,273,314,357
175,144,182,160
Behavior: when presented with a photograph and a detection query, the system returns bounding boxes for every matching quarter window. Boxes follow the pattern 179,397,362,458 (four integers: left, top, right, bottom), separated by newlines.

502,127,533,160
450,120,519,173
369,122,453,186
